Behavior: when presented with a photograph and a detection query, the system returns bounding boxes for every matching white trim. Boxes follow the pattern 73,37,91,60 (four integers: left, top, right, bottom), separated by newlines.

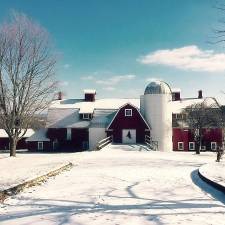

178,142,184,150
189,142,195,150
125,109,132,117
107,103,151,130
211,142,217,151
38,141,43,150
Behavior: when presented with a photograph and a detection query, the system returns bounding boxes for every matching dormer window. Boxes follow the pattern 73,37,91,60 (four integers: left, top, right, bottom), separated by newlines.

82,113,90,120
125,109,132,117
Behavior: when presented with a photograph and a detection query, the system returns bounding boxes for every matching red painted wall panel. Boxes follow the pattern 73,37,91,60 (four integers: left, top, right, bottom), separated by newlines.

173,128,223,151
0,138,28,150
107,104,150,143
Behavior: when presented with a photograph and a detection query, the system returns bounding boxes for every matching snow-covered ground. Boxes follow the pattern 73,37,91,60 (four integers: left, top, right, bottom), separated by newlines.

0,152,73,191
0,145,225,225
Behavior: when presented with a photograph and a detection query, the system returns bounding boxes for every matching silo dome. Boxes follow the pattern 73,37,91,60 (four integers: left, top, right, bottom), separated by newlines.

144,81,172,95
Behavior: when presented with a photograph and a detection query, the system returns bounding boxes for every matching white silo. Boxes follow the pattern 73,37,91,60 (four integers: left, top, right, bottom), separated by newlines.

140,81,172,151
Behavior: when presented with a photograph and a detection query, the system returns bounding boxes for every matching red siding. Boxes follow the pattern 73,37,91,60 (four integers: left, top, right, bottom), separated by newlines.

107,104,150,143
34,128,89,151
0,138,29,150
27,141,51,151
47,128,67,141
173,128,223,151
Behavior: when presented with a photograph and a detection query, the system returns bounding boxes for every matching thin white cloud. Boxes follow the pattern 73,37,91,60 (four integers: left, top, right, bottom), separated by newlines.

63,64,71,69
81,75,94,80
102,86,115,91
57,81,69,87
139,45,225,72
96,74,136,86
146,77,163,82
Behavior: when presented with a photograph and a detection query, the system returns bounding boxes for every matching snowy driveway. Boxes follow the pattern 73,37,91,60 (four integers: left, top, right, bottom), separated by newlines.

1,145,225,225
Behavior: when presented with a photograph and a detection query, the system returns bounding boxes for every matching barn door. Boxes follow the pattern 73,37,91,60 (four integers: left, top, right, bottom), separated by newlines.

122,129,136,144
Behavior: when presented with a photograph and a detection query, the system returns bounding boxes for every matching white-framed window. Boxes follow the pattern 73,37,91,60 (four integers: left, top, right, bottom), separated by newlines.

189,142,195,150
211,142,217,151
67,128,72,140
125,109,132,117
200,146,206,150
38,141,43,150
82,113,90,120
178,142,184,150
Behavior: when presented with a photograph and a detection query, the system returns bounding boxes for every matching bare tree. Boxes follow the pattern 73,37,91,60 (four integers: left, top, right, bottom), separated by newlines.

182,100,223,154
0,12,57,156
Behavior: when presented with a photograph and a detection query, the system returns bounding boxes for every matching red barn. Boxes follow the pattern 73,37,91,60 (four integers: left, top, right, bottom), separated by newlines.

107,103,150,144
26,82,225,152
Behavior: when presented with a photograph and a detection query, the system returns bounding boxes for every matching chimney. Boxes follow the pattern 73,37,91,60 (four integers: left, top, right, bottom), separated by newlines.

58,91,63,100
84,89,96,102
172,89,181,101
198,90,203,99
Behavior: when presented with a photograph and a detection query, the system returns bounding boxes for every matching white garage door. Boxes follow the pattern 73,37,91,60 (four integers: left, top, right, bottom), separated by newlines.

122,129,136,144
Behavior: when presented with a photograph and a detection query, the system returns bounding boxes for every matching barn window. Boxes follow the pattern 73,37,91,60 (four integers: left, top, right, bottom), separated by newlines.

125,109,132,117
178,142,184,150
38,142,43,150
211,142,217,151
189,142,195,150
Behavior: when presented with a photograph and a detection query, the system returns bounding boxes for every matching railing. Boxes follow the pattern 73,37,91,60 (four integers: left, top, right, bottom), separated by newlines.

96,136,113,150
145,135,158,151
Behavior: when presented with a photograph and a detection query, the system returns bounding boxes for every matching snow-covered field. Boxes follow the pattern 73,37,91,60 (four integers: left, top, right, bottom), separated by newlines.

0,145,225,225
0,152,73,191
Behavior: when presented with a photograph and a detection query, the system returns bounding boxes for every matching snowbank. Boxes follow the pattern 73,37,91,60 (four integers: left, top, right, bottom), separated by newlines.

199,161,225,192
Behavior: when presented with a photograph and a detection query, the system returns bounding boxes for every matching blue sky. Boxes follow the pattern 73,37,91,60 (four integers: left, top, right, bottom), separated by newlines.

1,0,225,103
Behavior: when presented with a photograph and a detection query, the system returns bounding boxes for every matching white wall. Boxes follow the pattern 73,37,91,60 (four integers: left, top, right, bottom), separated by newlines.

89,128,107,150
142,94,172,152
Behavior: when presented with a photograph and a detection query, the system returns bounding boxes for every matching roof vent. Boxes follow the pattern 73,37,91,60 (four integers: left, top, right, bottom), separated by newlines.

172,88,181,101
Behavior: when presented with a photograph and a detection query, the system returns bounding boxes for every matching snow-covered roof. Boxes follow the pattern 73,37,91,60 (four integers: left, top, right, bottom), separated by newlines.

46,108,80,128
84,89,96,94
171,97,218,113
49,98,140,110
26,129,50,142
90,110,116,128
48,98,139,128
171,88,181,92
71,121,90,128
0,129,35,138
